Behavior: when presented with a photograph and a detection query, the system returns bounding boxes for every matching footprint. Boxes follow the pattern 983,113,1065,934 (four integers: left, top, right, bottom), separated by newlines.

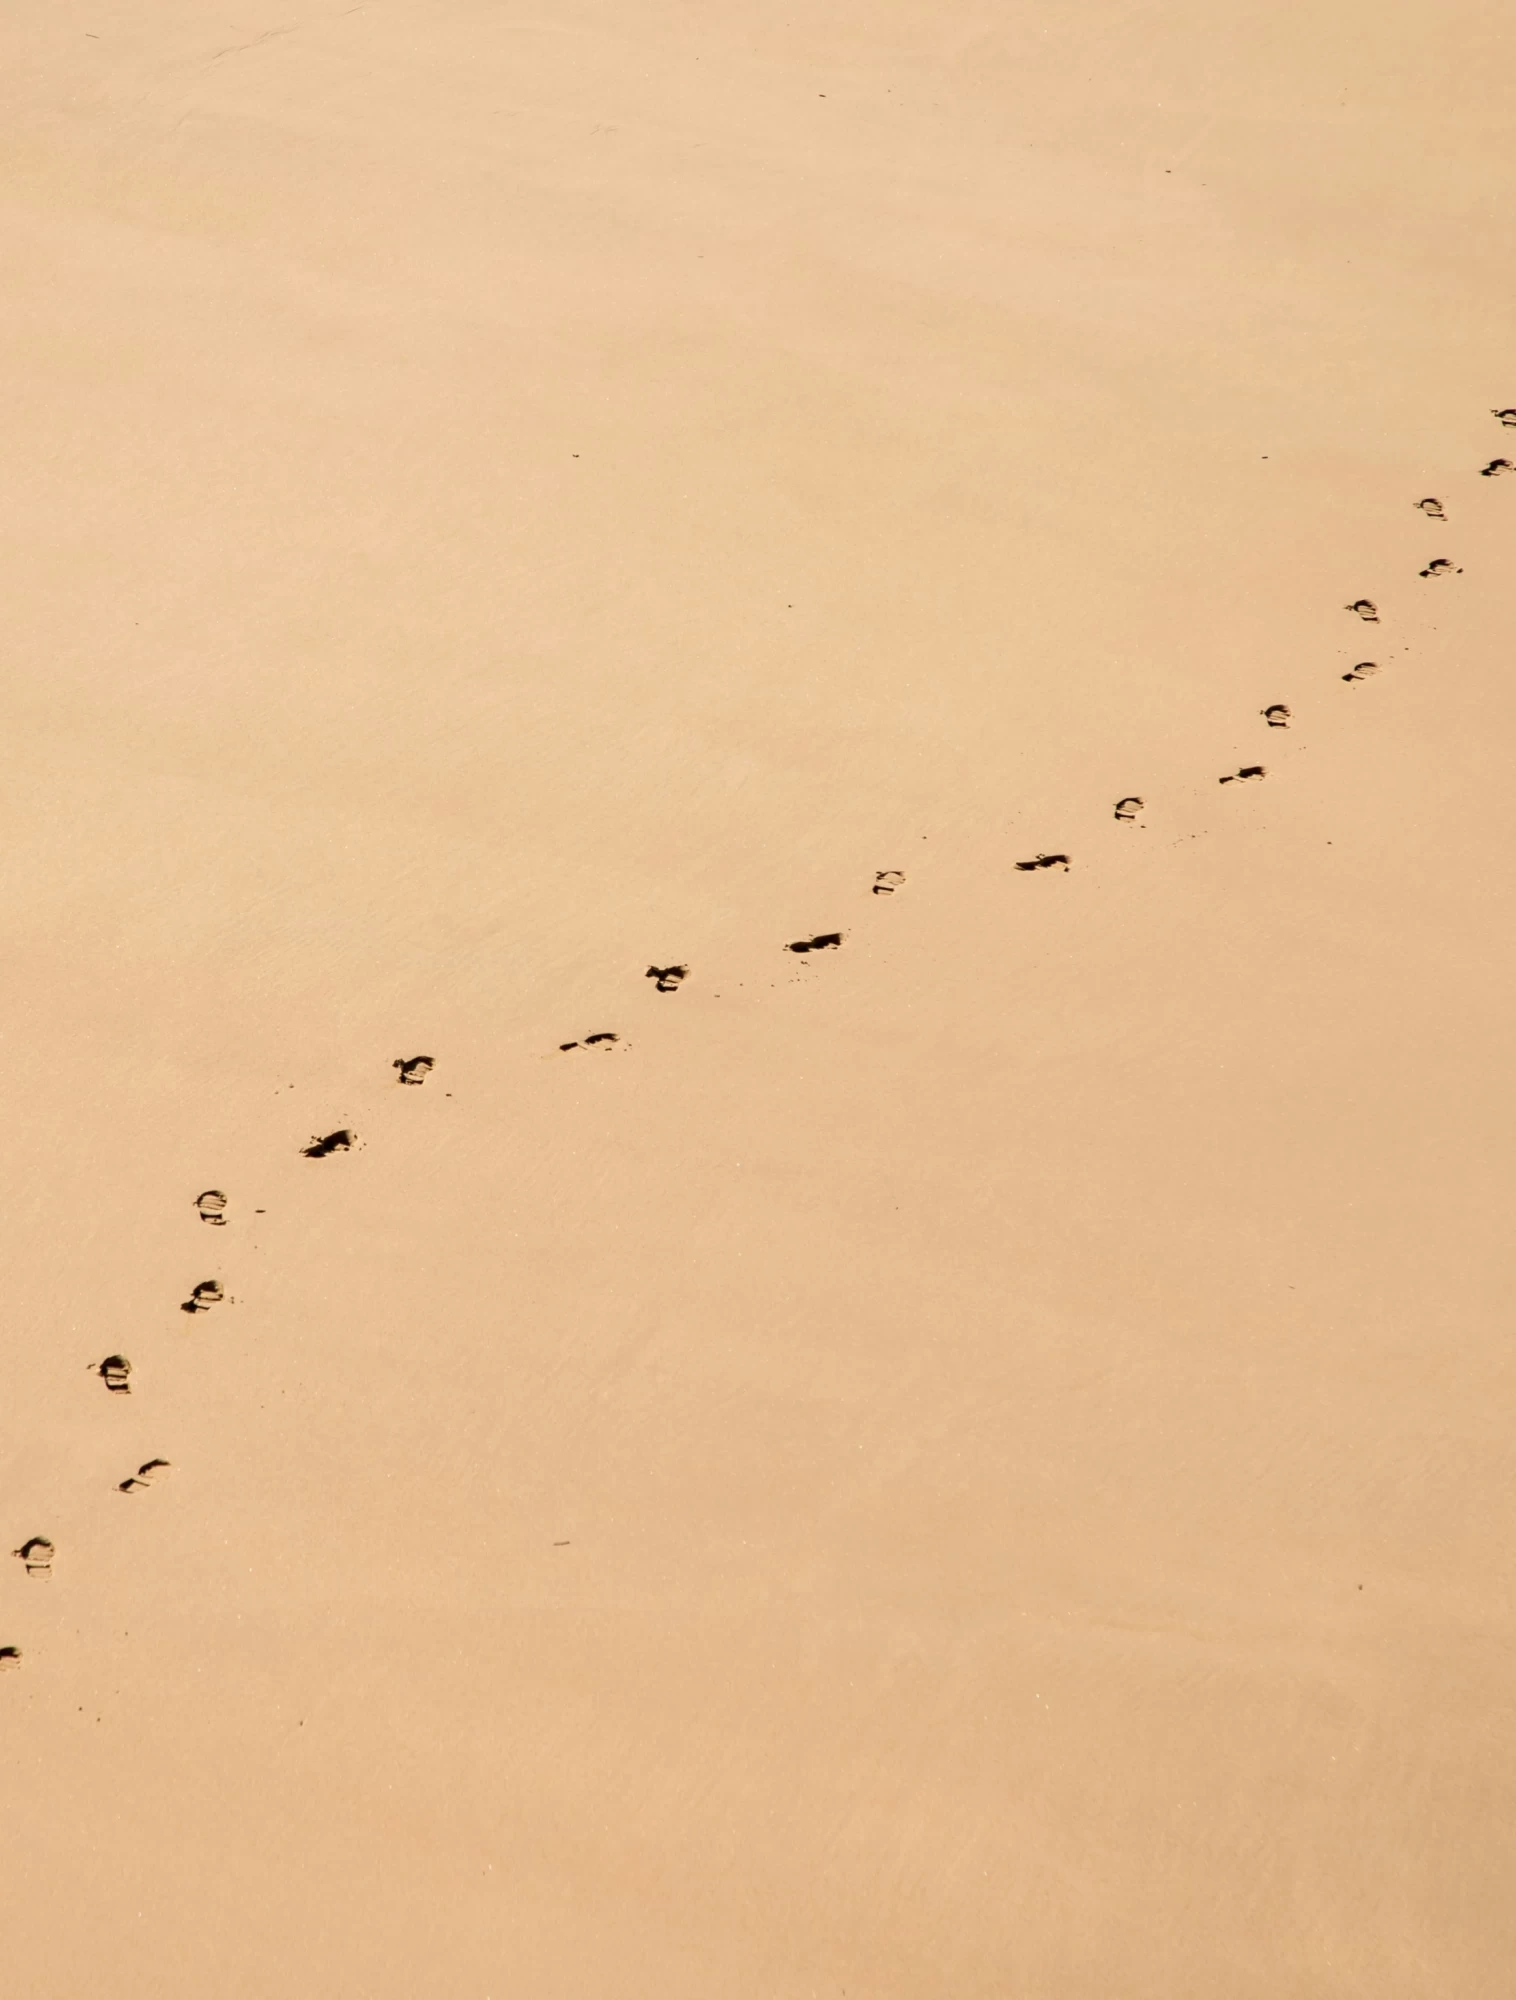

645,965,688,992
785,932,844,952
195,1189,227,1226
1415,497,1446,520
302,1129,355,1158
94,1354,132,1395
871,871,906,895
1219,766,1266,784
1342,661,1380,682
1262,704,1291,728
1480,459,1513,477
1418,558,1461,577
1014,853,1071,871
0,1648,20,1672
558,1033,621,1050
392,1056,434,1086
180,1280,223,1315
118,1459,171,1494
1113,797,1144,822
1345,599,1380,622
1493,409,1516,427
12,1538,54,1579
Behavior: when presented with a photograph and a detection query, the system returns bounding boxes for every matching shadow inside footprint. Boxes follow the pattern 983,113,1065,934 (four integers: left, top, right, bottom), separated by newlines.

872,871,906,894
786,933,844,952
181,1280,223,1314
1014,854,1071,871
12,1538,53,1578
0,1648,20,1671
302,1130,354,1159
1262,704,1291,727
560,1033,620,1050
1113,797,1144,822
1418,558,1461,577
1415,497,1446,520
96,1354,132,1394
393,1056,434,1086
195,1189,227,1225
119,1459,171,1494
1342,661,1380,681
645,964,688,992
1346,599,1379,621
1480,459,1513,477
1219,766,1266,784
1493,409,1516,427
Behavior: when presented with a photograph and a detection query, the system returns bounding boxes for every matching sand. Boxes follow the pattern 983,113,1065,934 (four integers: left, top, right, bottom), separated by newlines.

2,2,1514,1994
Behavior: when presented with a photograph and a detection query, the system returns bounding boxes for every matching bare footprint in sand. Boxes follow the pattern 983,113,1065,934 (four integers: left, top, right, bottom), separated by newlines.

1415,497,1446,520
1493,409,1516,427
1114,797,1144,822
1262,704,1291,728
1419,558,1461,578
872,871,906,895
1342,661,1380,682
393,1056,435,1086
1346,599,1380,622
1219,766,1266,784
195,1189,227,1226
1480,459,1513,477
180,1280,223,1315
94,1354,132,1394
12,1539,53,1579
302,1129,355,1158
118,1460,171,1494
1014,853,1071,871
645,965,688,992
785,932,845,952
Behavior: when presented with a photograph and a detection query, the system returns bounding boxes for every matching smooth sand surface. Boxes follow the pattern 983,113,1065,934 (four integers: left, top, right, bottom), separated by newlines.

3,4,1514,1994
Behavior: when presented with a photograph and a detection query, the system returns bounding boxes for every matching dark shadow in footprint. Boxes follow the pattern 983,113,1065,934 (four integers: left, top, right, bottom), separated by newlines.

1014,854,1071,871
584,1032,619,1045
1493,409,1516,427
786,933,844,951
302,1130,354,1158
1262,704,1291,727
196,1189,227,1226
1419,558,1461,577
95,1354,132,1394
181,1280,223,1315
1114,797,1144,822
1415,497,1446,520
119,1459,171,1494
872,871,906,894
393,1056,434,1086
13,1538,53,1578
0,1647,19,1670
645,965,688,992
1342,661,1380,681
1219,766,1266,784
1480,459,1513,477
1346,599,1379,621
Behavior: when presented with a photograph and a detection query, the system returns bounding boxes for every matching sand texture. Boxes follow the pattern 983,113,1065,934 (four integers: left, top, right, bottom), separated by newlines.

2,3,1514,1995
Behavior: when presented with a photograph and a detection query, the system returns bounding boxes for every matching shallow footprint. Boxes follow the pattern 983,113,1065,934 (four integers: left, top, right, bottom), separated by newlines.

1219,766,1266,784
12,1538,53,1579
118,1459,171,1494
645,964,688,992
1014,853,1071,871
785,932,845,952
393,1056,434,1086
94,1354,132,1394
1415,497,1446,520
180,1280,223,1315
1480,459,1513,477
872,871,906,895
1342,661,1380,682
1262,704,1291,728
302,1129,355,1159
1418,558,1461,578
195,1189,227,1226
558,1032,621,1050
1113,797,1144,822
1345,599,1380,622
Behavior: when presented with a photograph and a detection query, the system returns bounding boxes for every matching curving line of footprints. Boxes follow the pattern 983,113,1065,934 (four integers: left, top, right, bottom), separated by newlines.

3,407,1512,1676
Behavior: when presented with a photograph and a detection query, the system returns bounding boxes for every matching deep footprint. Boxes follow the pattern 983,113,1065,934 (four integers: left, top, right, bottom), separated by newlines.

1014,854,1071,871
1342,661,1380,682
1415,497,1446,520
302,1130,355,1158
1262,704,1291,728
0,1648,20,1672
95,1354,132,1394
785,933,845,952
872,871,906,895
118,1459,171,1494
1219,766,1266,784
645,965,688,992
1345,599,1379,621
1493,409,1516,427
1418,558,1461,578
393,1056,435,1086
1113,797,1144,822
1480,459,1513,477
181,1280,224,1315
195,1189,227,1226
558,1033,621,1050
12,1538,53,1579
